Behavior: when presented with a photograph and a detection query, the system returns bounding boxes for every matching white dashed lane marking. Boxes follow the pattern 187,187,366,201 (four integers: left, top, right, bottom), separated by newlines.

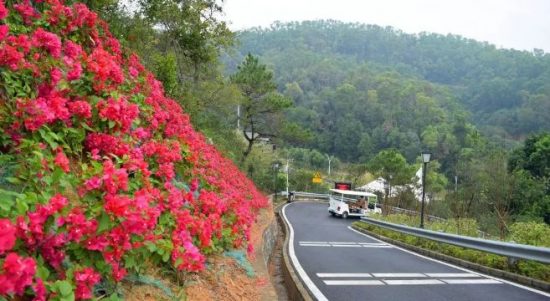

372,273,426,278
317,272,502,286
298,241,393,248
317,273,373,278
425,273,481,278
442,279,502,284
324,280,385,285
384,279,444,285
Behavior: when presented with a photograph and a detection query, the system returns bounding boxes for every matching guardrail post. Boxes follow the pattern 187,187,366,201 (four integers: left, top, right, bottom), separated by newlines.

507,256,519,271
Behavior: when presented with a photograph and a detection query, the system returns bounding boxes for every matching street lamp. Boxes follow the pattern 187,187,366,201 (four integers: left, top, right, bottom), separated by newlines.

420,151,431,228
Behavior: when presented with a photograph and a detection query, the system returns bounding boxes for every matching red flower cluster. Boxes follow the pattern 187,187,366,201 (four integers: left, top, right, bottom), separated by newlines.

74,267,101,300
0,219,16,254
0,253,36,295
0,1,268,300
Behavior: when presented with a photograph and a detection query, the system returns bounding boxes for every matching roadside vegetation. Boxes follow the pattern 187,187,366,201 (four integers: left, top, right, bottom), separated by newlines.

353,220,550,283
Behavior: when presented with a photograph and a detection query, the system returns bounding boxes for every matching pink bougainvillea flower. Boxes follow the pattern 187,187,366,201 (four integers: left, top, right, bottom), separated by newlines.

68,100,91,119
13,0,39,24
0,1,269,299
33,278,47,301
0,1,8,20
54,148,70,172
0,253,36,295
0,24,8,41
0,219,16,254
31,28,62,58
74,267,101,300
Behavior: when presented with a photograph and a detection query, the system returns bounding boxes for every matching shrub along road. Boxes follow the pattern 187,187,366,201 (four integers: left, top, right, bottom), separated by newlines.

282,202,550,301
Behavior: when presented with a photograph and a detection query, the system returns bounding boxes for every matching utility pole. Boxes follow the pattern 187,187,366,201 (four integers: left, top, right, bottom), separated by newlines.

237,105,240,129
325,154,333,176
285,159,290,196
454,175,458,193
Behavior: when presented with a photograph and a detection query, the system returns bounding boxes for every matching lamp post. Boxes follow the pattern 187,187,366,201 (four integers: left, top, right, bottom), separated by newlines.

420,151,431,229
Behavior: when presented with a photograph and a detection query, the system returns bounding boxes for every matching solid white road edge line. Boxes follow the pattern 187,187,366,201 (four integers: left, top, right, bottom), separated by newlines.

283,204,329,301
331,244,362,247
348,226,550,297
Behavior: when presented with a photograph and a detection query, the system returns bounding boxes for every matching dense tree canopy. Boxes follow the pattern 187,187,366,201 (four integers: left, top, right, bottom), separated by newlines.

231,20,550,147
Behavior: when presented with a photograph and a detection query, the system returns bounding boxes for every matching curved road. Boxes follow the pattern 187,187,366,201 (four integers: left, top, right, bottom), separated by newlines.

283,202,550,301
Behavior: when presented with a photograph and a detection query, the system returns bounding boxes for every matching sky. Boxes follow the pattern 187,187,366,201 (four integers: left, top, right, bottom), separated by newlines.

222,0,550,52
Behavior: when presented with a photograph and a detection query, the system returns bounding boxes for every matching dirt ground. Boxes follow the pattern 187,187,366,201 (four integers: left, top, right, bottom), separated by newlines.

123,201,280,301
185,205,279,301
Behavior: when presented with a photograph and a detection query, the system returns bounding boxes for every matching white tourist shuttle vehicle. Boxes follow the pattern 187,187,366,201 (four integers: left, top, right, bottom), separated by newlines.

328,189,381,218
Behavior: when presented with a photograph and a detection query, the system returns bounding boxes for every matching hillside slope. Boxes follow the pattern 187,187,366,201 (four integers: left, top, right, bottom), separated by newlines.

0,1,267,299
231,20,550,145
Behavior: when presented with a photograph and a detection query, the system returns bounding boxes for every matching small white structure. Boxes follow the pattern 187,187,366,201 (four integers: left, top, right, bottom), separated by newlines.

356,177,385,193
357,167,430,203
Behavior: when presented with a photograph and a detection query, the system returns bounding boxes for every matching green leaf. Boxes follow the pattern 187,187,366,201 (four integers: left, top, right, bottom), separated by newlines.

97,212,111,233
60,294,75,301
145,241,157,252
0,198,12,213
162,252,170,262
49,131,62,141
39,129,58,149
80,122,95,132
5,177,22,185
57,280,73,296
37,265,50,279
15,198,29,215
108,120,116,129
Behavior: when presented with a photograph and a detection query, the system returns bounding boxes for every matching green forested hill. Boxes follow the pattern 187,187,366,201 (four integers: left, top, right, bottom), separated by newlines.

229,20,550,153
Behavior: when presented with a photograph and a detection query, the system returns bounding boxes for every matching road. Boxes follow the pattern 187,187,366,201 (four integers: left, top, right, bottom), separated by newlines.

282,201,550,301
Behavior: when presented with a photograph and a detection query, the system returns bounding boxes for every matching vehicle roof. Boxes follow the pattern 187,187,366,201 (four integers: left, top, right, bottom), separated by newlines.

329,189,377,197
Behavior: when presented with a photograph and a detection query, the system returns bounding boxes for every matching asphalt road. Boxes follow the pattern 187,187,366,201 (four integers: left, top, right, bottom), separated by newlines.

283,201,550,301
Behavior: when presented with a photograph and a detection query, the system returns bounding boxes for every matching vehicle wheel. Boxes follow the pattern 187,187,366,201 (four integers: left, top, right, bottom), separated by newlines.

330,212,336,217
342,212,348,219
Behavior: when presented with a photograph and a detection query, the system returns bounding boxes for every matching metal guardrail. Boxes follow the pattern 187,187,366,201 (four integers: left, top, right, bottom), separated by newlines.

360,217,550,264
389,206,446,222
292,191,329,200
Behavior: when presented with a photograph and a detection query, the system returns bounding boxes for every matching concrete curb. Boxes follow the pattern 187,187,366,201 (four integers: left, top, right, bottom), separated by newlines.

274,202,314,301
352,224,550,293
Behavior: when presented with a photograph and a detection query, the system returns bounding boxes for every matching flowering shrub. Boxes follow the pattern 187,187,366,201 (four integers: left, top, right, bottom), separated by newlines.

0,1,268,299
